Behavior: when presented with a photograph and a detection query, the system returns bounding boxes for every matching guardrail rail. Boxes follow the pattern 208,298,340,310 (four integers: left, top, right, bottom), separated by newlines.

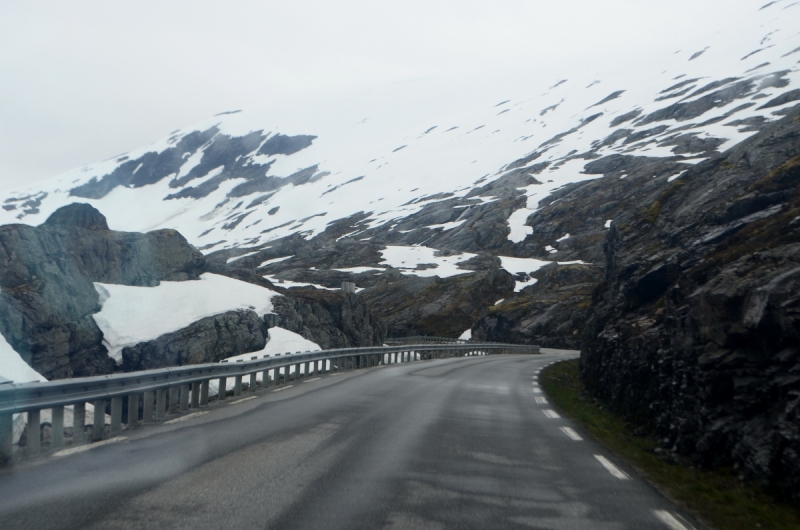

0,341,539,460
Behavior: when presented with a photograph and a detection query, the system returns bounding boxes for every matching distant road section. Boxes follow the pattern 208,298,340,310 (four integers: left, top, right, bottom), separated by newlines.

0,353,697,530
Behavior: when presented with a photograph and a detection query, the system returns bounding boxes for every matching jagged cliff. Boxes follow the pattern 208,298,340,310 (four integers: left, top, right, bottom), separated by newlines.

581,105,800,498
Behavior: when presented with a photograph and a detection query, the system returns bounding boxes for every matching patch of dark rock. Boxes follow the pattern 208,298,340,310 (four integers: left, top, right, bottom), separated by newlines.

444,127,458,132
505,150,544,171
745,62,770,73
268,206,280,215
257,133,316,156
497,109,509,115
782,46,800,58
321,175,364,196
261,221,295,234
741,46,773,61
247,192,277,208
757,88,800,109
214,109,242,116
422,126,438,134
686,77,740,99
757,69,791,90
494,100,510,107
392,145,407,152
589,90,625,108
540,101,562,116
550,79,567,89
689,48,708,61
658,133,726,155
227,165,319,198
660,78,701,94
198,240,226,251
71,127,219,199
654,86,695,101
609,109,642,127
623,125,669,145
122,310,269,371
222,211,253,231
726,116,769,132
637,79,757,126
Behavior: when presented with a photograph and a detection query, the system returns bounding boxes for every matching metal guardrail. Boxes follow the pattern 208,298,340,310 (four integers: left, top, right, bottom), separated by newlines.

0,341,539,460
384,336,469,345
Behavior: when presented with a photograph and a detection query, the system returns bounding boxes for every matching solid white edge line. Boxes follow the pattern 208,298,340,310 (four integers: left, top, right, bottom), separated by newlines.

560,426,583,441
303,377,321,382
543,409,560,419
52,436,127,458
228,395,258,404
652,510,691,530
594,454,629,479
164,411,209,423
272,385,294,392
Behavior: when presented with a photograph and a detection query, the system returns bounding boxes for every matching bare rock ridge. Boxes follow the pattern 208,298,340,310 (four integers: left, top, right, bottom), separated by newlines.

580,104,800,499
0,203,206,379
0,203,386,381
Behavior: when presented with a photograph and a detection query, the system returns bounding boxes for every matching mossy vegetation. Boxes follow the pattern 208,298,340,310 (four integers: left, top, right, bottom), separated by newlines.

541,360,800,530
642,200,661,223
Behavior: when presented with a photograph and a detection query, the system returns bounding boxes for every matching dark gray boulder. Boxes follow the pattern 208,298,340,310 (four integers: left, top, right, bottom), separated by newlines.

0,203,205,379
121,310,269,371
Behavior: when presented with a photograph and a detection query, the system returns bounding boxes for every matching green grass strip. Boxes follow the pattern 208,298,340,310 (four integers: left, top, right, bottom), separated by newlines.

540,359,800,530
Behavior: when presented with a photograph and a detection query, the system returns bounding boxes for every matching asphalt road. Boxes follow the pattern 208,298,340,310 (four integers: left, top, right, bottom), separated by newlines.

0,353,699,530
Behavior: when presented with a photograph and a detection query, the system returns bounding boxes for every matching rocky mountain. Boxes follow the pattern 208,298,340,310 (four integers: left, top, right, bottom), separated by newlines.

0,0,799,494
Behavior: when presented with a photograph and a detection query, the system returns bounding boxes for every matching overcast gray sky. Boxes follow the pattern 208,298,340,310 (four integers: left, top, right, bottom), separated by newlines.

0,1,756,189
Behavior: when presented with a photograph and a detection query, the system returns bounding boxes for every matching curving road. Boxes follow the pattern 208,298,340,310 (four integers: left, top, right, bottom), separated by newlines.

0,352,699,530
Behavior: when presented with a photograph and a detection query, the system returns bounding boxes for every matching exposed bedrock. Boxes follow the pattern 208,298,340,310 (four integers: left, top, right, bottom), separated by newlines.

581,104,800,499
121,310,269,372
0,203,205,380
271,289,386,349
472,263,603,349
360,269,516,338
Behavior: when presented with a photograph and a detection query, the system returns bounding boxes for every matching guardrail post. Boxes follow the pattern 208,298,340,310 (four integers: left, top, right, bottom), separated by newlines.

74,402,86,445
234,376,243,397
127,394,138,429
93,399,105,441
249,371,257,392
261,368,271,387
51,405,65,450
143,391,154,422
200,381,209,405
26,409,41,456
156,389,167,419
0,413,12,460
110,397,123,434
191,383,200,408
180,384,190,411
218,377,227,400
168,387,179,414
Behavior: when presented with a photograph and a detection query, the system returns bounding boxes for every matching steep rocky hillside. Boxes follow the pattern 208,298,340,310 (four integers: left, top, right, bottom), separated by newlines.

581,105,800,499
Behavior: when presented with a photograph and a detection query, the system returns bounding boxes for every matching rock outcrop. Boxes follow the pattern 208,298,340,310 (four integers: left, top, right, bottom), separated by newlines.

0,203,205,379
121,310,270,371
272,289,385,349
360,269,516,338
472,263,603,349
581,105,800,499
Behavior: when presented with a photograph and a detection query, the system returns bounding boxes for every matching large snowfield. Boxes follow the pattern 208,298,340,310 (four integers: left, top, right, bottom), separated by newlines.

1,1,798,259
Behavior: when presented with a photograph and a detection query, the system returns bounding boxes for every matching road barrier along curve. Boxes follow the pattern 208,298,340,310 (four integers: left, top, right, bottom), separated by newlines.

0,342,539,460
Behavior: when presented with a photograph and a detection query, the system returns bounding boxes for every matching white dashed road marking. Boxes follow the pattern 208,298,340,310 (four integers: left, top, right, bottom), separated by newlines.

165,411,208,424
653,510,692,529
543,409,560,419
534,397,548,404
533,388,542,394
52,437,127,458
594,454,629,479
560,426,583,441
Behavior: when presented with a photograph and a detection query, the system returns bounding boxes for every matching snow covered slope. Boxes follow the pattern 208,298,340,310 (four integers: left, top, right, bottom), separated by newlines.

2,1,798,260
